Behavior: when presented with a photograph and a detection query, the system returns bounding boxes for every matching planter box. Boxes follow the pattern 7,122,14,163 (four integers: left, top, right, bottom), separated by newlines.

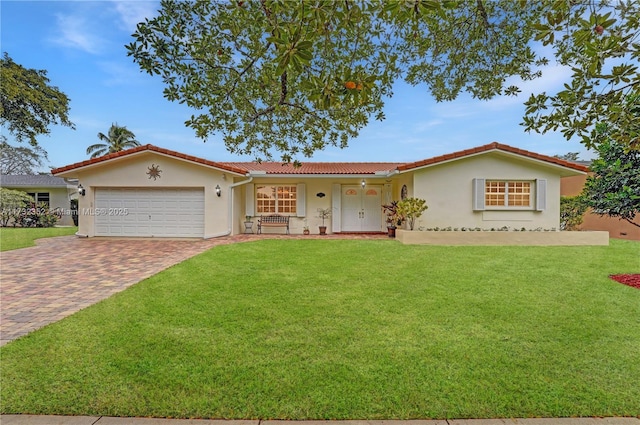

396,229,609,246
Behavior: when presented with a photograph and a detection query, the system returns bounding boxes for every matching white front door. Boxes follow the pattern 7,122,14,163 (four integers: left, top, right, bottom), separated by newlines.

341,185,382,232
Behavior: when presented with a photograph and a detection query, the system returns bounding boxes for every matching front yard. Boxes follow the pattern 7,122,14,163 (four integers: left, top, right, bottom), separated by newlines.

0,239,638,419
0,227,77,251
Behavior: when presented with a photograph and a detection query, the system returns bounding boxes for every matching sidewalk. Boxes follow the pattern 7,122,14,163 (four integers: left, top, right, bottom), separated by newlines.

1,417,639,424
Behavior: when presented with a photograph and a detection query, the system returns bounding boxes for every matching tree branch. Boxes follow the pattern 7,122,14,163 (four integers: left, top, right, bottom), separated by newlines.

624,217,640,228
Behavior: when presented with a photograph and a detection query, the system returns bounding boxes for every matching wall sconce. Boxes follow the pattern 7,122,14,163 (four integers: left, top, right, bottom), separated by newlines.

78,184,86,197
361,179,366,189
215,184,221,197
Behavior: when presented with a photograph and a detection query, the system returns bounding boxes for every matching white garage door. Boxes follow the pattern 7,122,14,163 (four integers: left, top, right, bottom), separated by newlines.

95,188,205,237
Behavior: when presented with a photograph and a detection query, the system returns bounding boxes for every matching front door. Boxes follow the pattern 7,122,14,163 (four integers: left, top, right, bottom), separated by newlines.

341,185,382,232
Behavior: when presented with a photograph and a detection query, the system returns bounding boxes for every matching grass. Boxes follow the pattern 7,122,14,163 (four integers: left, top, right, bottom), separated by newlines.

1,239,639,419
0,226,77,251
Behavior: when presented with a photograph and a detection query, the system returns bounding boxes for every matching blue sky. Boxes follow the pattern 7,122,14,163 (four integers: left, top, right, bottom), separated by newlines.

1,0,594,171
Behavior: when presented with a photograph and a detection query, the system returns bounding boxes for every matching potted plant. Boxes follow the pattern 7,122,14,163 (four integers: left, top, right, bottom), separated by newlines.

382,201,404,237
302,219,310,235
317,208,331,235
244,215,254,233
396,197,428,230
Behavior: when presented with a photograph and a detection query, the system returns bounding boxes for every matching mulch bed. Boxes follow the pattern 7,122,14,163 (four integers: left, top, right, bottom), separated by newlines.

609,274,640,289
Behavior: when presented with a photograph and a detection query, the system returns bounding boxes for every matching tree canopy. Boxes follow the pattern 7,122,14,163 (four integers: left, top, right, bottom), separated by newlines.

127,0,639,162
0,137,47,175
86,123,141,158
0,53,75,147
582,132,640,228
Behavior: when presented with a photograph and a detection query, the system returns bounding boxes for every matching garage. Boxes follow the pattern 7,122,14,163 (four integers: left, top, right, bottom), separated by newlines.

94,188,205,237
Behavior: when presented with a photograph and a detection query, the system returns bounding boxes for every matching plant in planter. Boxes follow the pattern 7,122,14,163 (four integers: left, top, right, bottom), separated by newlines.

303,219,310,235
396,197,428,230
316,208,331,235
244,215,254,233
382,201,404,237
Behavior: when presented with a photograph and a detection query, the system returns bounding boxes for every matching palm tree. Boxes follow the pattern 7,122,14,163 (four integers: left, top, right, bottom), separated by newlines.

86,123,140,158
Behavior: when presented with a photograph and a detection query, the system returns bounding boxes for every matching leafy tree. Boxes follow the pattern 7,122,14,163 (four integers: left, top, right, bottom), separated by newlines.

396,197,428,231
86,123,141,158
127,0,542,163
524,2,640,150
0,136,47,174
127,1,639,162
554,152,581,162
582,137,640,228
0,187,33,227
0,53,75,147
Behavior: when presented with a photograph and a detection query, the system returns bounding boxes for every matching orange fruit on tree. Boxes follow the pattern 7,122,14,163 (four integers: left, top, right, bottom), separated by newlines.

356,83,363,90
344,81,356,90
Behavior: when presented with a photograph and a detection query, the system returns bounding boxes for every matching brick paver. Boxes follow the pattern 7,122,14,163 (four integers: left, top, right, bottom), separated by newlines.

0,233,387,345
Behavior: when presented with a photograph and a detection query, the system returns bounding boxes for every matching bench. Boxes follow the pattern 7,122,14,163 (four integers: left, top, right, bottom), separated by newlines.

257,214,290,234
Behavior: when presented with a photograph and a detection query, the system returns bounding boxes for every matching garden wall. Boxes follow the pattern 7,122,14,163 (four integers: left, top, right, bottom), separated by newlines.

396,229,609,246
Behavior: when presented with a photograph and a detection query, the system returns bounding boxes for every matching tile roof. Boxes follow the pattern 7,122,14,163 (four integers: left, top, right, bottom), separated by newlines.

219,161,403,175
51,142,589,177
0,174,71,187
398,142,589,173
51,144,248,175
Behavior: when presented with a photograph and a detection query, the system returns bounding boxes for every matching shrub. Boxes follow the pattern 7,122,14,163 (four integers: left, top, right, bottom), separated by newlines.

0,188,33,227
396,198,428,230
560,196,588,230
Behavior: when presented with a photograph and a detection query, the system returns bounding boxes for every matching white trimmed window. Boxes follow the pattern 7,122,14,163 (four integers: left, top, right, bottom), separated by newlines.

256,185,297,214
473,178,546,211
27,192,50,207
485,181,531,207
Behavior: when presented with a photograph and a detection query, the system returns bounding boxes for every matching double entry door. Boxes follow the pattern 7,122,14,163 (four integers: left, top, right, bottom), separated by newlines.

341,185,382,232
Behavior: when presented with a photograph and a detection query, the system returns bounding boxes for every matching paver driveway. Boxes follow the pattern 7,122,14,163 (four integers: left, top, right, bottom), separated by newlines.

0,233,387,346
0,235,246,345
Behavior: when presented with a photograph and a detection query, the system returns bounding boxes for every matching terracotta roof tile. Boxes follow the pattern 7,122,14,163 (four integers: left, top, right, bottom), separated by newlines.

398,142,589,173
51,144,248,175
218,161,403,175
52,142,588,177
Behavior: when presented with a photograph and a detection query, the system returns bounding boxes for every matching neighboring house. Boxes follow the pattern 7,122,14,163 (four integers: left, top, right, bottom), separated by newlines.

561,170,640,240
51,142,587,238
0,174,78,226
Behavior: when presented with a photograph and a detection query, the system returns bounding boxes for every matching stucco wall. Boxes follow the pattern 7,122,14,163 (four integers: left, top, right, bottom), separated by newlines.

561,174,640,240
73,152,230,238
411,153,562,230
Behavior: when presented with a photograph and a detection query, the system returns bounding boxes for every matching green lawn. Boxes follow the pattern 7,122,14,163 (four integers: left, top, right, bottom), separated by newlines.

0,227,78,251
1,239,639,419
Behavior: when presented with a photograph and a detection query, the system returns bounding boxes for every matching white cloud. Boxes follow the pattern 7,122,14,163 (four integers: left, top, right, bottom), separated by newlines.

111,1,159,32
98,61,146,86
51,13,104,54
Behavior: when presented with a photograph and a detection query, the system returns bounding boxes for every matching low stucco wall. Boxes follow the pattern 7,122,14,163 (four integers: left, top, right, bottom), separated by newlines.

396,229,609,246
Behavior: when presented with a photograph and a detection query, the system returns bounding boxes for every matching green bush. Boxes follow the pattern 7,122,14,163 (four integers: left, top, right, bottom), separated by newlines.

560,196,588,230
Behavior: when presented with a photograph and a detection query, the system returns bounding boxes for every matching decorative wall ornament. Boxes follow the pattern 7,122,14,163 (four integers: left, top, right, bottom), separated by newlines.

345,189,357,196
147,164,162,180
316,192,326,198
401,184,408,200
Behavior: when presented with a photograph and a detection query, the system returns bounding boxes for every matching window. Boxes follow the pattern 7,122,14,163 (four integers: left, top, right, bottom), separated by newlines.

256,185,297,214
485,181,530,207
27,192,50,207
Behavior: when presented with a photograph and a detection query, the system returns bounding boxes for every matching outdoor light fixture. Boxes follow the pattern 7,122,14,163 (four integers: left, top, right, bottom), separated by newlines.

361,179,366,189
78,184,86,197
215,184,221,197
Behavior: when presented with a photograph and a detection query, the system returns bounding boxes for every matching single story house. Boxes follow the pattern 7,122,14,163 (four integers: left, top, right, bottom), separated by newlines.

51,142,588,238
0,174,78,226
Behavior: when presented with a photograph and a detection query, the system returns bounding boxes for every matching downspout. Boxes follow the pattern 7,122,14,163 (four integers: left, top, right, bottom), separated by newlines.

205,176,253,239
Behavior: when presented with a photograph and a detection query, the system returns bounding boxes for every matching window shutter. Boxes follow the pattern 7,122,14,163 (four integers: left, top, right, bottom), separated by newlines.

296,183,306,217
472,178,485,211
245,183,254,216
332,184,341,232
536,179,546,211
